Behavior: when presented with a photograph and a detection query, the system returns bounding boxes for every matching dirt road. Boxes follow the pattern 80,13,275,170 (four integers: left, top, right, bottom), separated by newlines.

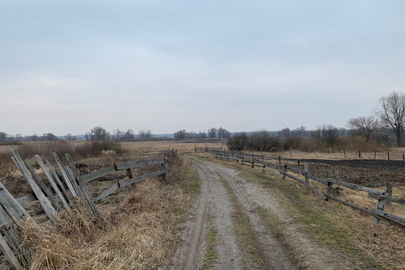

169,156,354,270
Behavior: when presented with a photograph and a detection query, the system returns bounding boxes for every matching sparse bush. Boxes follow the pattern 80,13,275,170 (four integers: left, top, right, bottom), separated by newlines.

75,141,125,157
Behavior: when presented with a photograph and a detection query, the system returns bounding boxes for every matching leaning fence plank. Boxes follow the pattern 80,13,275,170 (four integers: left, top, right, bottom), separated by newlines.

82,165,117,183
35,155,70,210
64,166,85,202
0,206,22,254
93,184,119,202
11,147,56,223
45,159,71,203
52,152,78,198
119,169,166,188
25,163,62,212
65,154,100,218
0,233,23,270
0,184,31,222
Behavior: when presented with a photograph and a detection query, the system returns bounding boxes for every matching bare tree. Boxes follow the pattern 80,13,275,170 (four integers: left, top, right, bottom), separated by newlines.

174,129,186,140
347,116,380,142
123,129,135,141
46,133,58,141
278,128,291,138
65,133,77,141
15,133,23,141
139,130,152,139
199,131,207,138
376,92,405,147
208,128,217,138
87,126,110,141
0,132,7,142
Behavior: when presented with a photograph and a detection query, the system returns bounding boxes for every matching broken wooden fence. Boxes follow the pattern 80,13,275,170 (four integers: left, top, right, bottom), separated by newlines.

0,148,169,269
209,150,405,229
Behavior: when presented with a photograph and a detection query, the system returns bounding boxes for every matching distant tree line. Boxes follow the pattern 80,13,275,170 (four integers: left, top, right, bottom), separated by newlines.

173,127,231,141
227,92,405,152
0,127,156,143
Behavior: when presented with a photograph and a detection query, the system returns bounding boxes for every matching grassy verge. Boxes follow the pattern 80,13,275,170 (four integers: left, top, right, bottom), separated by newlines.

197,153,405,269
202,227,218,270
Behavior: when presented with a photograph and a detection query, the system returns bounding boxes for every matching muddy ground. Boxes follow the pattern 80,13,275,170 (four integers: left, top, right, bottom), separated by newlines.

282,158,405,188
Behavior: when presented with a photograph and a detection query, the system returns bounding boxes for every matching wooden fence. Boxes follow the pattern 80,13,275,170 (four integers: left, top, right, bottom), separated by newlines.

207,150,405,229
0,147,169,269
195,147,223,153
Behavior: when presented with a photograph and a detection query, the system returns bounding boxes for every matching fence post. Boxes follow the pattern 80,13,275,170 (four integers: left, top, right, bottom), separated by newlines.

262,155,265,171
359,151,361,158
372,196,388,224
326,181,333,197
374,152,376,159
282,165,287,179
252,153,255,168
278,156,281,164
324,165,329,178
164,156,169,183
304,163,309,193
386,182,393,207
298,160,301,175
388,151,390,160
242,155,244,165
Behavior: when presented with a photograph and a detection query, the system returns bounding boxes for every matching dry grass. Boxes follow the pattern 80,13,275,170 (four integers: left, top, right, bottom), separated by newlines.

18,154,199,270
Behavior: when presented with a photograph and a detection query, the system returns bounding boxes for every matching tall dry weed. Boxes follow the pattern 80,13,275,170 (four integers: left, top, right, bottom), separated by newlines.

22,155,195,270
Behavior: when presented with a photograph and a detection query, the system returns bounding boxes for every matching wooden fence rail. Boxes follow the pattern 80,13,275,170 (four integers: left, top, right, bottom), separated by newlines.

0,148,169,269
208,150,405,229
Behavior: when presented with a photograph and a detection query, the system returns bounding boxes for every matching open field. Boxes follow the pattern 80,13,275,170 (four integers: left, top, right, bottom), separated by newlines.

2,140,405,269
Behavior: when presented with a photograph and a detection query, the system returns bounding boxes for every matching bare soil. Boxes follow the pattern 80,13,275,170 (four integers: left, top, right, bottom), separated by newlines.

170,156,353,270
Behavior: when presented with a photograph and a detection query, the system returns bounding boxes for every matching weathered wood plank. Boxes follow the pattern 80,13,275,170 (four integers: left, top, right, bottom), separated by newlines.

25,162,62,212
64,166,85,202
370,208,405,225
119,169,166,188
35,155,70,210
45,159,71,203
52,152,78,198
16,193,36,206
0,206,22,254
280,170,327,200
325,178,383,194
325,194,405,229
307,175,328,185
11,147,56,223
81,165,117,183
0,183,31,222
368,192,405,205
65,154,100,218
0,233,23,270
93,184,119,203
115,159,165,170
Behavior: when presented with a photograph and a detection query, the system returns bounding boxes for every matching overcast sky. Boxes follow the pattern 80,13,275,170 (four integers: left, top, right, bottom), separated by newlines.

1,0,404,136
